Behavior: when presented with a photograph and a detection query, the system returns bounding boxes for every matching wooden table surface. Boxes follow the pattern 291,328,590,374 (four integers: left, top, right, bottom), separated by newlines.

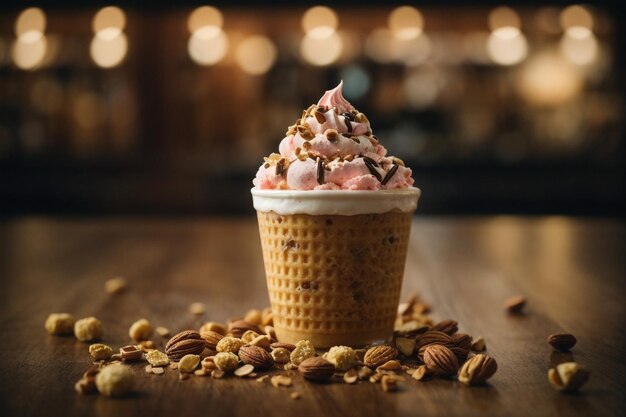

0,216,624,417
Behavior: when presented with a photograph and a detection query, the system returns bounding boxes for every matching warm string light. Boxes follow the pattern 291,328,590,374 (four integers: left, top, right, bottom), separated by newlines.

300,6,342,66
235,35,277,75
187,6,228,66
12,8,48,70
559,5,597,65
90,6,128,68
485,7,528,66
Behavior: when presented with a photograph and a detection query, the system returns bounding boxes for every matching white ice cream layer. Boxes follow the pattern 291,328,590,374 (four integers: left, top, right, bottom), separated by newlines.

251,187,421,216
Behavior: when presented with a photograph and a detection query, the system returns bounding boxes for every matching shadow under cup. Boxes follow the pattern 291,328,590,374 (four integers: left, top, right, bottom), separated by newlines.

252,188,420,348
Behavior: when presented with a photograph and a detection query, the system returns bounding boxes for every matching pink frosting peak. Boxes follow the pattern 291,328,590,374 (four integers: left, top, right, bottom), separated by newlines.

317,80,354,113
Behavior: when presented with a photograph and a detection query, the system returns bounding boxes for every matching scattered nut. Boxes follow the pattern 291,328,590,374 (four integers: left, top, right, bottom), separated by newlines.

458,354,498,386
105,277,127,294
211,369,225,379
129,318,152,342
298,357,335,382
381,375,399,392
471,336,486,352
214,352,239,372
74,317,103,342
239,345,274,370
228,320,262,338
241,330,261,344
505,295,526,313
200,330,224,350
343,369,358,384
431,319,459,335
324,346,358,371
216,337,246,354
377,360,401,371
548,333,577,352
244,309,262,325
45,313,75,335
152,367,164,375
178,354,201,373
201,357,216,371
234,364,255,377
271,347,291,364
88,344,113,361
189,302,206,315
412,365,433,381
395,337,416,357
155,326,170,337
165,330,205,360
249,335,271,351
199,322,227,335
270,342,296,351
423,345,459,376
290,340,315,365
364,345,398,368
145,350,169,367
95,364,134,397
290,392,301,400
261,308,273,326
271,375,292,387
548,362,590,392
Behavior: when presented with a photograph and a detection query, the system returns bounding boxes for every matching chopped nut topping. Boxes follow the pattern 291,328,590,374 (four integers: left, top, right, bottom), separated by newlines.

129,318,152,342
74,317,103,342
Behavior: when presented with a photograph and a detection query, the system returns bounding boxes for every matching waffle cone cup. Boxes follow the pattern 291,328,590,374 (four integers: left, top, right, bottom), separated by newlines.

256,209,413,348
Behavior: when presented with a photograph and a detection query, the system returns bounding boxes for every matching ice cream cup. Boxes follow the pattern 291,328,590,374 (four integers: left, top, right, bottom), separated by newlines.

252,187,421,348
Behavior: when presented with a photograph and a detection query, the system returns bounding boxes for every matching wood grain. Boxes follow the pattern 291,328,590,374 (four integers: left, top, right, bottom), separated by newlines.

0,217,624,417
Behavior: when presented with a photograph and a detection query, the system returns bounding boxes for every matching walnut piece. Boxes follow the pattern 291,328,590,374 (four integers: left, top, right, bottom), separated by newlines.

129,318,152,342
214,352,239,371
145,350,169,367
95,364,134,397
89,344,113,361
271,347,291,364
290,340,315,366
216,336,245,354
74,317,103,342
45,313,75,335
324,346,357,371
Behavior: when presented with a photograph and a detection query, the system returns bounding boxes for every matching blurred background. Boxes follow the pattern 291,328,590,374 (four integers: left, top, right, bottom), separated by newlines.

0,1,623,216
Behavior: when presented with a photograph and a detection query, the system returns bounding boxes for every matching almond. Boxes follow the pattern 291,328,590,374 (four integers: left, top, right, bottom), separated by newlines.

548,362,590,392
416,331,455,361
547,333,577,351
298,357,335,382
270,342,296,351
423,345,459,376
200,331,224,350
363,345,398,368
238,345,274,370
452,333,473,351
165,330,205,360
228,320,262,338
458,354,497,386
431,320,458,335
505,295,526,313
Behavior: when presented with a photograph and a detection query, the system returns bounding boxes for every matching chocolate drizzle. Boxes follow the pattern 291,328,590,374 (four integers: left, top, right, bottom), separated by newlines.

344,117,352,133
316,157,325,185
381,164,399,185
363,157,382,182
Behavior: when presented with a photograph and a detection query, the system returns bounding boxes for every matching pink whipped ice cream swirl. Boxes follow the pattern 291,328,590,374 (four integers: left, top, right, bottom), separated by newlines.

254,81,414,191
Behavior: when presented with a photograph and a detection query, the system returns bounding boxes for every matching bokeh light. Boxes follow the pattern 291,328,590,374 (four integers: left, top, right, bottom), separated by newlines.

93,6,126,35
12,35,47,70
561,27,598,65
15,8,46,37
301,6,338,39
235,35,277,75
300,32,342,66
364,28,396,64
188,29,228,66
488,6,521,31
518,53,583,106
486,27,528,66
90,32,128,68
388,6,424,40
187,6,223,37
560,5,593,31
